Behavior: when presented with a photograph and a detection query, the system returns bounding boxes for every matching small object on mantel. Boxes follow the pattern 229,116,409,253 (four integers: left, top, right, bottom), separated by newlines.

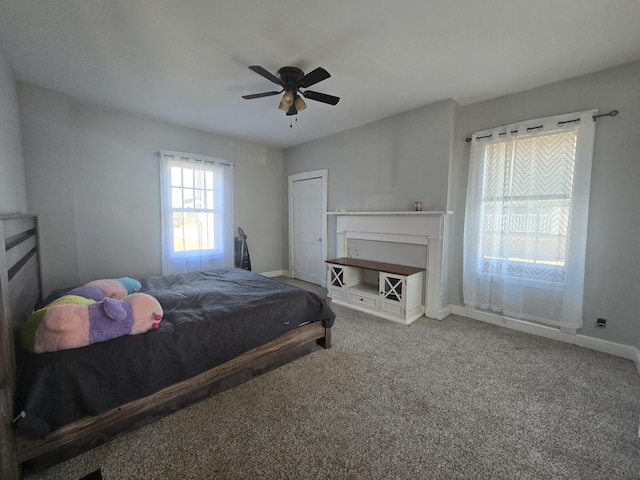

414,201,423,211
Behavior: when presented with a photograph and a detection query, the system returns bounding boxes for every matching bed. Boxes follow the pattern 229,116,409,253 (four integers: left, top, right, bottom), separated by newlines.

0,214,334,478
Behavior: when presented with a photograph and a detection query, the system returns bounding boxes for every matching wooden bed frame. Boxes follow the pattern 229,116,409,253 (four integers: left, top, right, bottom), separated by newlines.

0,214,332,479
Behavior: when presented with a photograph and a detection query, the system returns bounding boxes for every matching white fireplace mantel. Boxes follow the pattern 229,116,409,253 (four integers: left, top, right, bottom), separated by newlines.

328,211,452,319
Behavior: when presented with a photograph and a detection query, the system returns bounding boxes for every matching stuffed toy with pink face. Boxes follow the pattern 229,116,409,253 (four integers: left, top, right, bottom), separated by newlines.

24,292,163,353
66,277,141,302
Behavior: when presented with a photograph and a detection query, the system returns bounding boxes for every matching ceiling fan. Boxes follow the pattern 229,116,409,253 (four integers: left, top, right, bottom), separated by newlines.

242,65,340,117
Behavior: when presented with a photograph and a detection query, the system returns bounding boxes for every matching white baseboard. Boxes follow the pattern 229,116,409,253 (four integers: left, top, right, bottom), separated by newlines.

262,271,330,288
254,280,640,372
426,305,452,321
451,305,640,364
258,270,289,278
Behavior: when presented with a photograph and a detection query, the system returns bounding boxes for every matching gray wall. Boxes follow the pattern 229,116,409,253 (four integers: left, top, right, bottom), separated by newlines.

283,99,456,279
19,85,79,291
19,84,285,295
0,40,27,214
285,61,640,347
450,61,640,346
11,56,640,348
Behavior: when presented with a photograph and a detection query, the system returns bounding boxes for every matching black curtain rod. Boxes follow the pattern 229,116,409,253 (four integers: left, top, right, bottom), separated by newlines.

160,152,233,167
465,109,619,142
592,110,619,121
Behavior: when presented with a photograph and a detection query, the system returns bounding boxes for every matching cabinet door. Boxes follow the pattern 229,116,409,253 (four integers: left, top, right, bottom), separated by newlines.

381,273,405,303
380,273,406,317
326,265,344,299
327,264,363,288
328,265,345,287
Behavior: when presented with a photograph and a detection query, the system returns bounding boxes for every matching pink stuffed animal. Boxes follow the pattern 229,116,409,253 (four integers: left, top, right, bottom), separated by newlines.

67,279,128,302
31,292,163,353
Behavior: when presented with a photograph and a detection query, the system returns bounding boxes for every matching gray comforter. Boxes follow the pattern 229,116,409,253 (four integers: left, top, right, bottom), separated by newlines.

16,268,334,438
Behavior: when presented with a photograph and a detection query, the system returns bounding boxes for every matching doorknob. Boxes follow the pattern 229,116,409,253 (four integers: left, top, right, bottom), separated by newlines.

317,238,322,241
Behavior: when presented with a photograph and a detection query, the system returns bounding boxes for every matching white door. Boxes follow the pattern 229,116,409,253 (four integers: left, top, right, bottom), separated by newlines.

292,177,323,284
289,170,327,286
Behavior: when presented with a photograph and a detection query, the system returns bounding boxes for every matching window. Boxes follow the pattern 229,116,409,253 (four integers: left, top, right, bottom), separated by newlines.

160,151,233,275
463,110,597,331
479,129,576,283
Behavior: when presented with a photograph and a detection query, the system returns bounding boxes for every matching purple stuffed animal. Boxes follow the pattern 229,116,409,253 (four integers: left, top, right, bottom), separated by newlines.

32,293,163,353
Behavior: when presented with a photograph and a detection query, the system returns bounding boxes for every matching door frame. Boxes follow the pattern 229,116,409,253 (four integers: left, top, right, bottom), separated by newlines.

288,169,328,287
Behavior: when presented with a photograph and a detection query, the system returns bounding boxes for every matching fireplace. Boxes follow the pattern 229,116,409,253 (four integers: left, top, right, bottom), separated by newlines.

328,211,451,319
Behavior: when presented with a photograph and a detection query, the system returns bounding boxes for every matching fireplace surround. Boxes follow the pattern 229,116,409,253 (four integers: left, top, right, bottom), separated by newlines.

328,211,451,319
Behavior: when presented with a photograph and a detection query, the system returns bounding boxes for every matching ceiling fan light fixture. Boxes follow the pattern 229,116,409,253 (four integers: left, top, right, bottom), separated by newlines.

278,90,295,111
243,66,339,118
294,96,307,111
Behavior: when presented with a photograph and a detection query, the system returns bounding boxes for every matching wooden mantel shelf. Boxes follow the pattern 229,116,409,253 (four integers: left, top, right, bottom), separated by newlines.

327,211,452,216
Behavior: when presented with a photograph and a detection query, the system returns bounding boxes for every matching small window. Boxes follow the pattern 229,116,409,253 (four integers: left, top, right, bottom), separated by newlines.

169,164,217,253
160,152,234,274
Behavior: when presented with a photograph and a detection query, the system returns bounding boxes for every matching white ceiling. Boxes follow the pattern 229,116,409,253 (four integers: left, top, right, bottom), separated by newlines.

1,0,639,149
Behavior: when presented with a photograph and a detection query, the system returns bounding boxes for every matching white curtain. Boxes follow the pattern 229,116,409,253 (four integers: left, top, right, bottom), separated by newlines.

159,151,234,275
463,110,597,332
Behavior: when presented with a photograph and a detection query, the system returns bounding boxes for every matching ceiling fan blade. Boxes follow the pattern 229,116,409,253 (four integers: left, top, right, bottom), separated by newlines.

248,65,283,85
242,90,282,100
298,67,331,88
302,90,340,105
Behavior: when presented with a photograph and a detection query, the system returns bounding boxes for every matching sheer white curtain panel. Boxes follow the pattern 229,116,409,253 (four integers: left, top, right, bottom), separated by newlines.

159,151,234,275
463,110,597,332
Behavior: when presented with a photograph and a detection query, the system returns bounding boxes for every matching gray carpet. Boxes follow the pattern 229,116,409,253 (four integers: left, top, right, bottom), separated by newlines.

25,278,640,480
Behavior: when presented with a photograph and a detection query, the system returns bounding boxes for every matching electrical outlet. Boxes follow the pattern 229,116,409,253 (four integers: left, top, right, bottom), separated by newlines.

596,318,607,328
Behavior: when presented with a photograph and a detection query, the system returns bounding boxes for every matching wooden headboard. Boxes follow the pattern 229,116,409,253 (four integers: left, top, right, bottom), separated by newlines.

0,214,42,480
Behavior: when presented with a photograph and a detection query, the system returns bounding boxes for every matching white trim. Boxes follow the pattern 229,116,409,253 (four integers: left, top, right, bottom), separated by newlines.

328,211,453,216
258,270,287,278
288,169,328,287
433,305,452,320
633,349,640,376
452,305,640,362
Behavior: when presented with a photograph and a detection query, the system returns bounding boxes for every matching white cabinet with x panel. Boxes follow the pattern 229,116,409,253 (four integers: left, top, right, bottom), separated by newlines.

326,257,425,324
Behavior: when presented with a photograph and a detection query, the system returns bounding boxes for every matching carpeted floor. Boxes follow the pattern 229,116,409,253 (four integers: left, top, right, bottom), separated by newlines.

25,278,640,480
